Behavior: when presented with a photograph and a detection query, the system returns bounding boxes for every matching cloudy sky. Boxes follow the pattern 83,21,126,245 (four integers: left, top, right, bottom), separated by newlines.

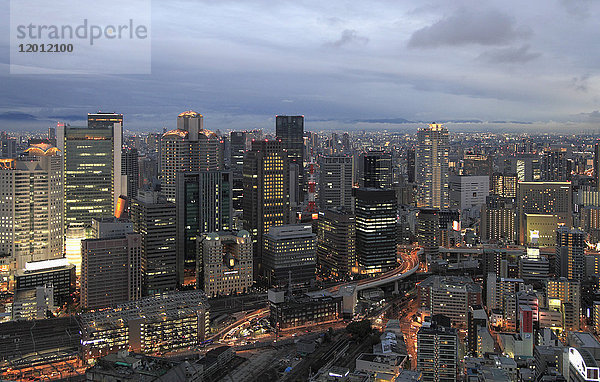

1,0,600,132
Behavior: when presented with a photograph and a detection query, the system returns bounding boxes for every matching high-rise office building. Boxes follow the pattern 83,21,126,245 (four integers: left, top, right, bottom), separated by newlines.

230,131,246,211
317,209,356,279
491,172,518,198
418,275,482,327
417,208,440,257
81,221,142,310
176,171,233,278
417,320,458,382
242,140,290,276
230,131,246,175
57,113,124,227
121,147,139,202
14,258,76,306
0,132,16,159
263,224,316,286
449,175,489,211
363,150,393,189
0,144,63,269
546,277,580,331
131,190,177,294
481,195,516,243
355,188,397,273
416,123,449,209
542,147,570,182
197,230,253,297
555,227,585,282
518,248,550,283
276,115,304,204
406,148,416,183
159,111,222,202
460,154,493,177
516,182,572,245
467,305,488,357
319,156,354,211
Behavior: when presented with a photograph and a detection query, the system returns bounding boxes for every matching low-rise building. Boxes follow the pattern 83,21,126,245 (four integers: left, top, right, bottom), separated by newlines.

79,291,210,359
268,289,342,330
418,275,482,327
355,353,405,377
86,350,203,382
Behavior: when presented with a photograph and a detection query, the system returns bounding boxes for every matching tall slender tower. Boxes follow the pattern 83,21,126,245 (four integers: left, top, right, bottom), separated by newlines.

276,115,304,204
230,131,246,211
159,111,222,202
57,113,123,228
416,123,449,209
122,147,139,202
555,227,585,282
243,140,290,278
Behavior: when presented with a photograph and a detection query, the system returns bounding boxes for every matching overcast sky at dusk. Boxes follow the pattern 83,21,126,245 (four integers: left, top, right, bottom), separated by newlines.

1,0,600,132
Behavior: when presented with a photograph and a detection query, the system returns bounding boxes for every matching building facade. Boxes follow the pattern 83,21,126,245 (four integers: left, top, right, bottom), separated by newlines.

363,150,393,189
276,115,304,204
197,230,253,297
242,140,290,277
263,225,316,286
355,188,397,273
57,113,124,227
319,156,354,211
317,209,356,279
159,111,222,202
0,145,63,269
81,231,142,310
416,123,449,209
131,190,177,294
176,171,233,279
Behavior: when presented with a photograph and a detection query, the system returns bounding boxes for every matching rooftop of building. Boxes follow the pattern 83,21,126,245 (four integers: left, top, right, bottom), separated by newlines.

88,351,202,380
419,275,481,293
356,353,404,365
178,110,202,118
79,290,208,332
24,142,60,156
568,332,600,349
394,370,421,382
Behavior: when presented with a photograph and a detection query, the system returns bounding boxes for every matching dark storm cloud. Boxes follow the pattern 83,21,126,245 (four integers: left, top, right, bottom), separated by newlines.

478,44,541,64
325,29,369,48
408,8,532,48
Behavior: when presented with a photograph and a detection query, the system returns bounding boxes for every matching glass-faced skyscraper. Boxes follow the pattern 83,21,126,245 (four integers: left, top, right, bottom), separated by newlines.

57,113,123,228
416,123,449,209
176,170,233,281
276,115,304,204
363,150,393,189
355,188,397,274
